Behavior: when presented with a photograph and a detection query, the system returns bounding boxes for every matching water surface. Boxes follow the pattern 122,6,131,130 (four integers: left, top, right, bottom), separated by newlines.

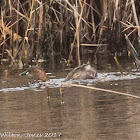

0,65,140,140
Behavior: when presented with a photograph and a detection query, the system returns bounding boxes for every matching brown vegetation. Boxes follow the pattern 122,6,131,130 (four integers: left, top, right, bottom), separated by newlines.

0,0,139,66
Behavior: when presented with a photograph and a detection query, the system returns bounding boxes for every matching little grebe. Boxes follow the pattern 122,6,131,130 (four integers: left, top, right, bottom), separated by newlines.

65,64,97,81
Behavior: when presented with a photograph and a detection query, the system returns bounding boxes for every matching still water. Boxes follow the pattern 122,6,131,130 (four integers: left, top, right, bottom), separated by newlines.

0,65,140,140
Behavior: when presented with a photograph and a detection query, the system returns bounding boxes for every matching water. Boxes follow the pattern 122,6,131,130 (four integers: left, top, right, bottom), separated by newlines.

0,65,140,140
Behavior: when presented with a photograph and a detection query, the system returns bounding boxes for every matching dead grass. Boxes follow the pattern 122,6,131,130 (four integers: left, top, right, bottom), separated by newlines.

0,0,139,66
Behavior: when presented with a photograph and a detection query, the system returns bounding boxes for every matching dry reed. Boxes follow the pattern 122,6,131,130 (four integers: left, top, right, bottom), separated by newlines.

0,0,139,66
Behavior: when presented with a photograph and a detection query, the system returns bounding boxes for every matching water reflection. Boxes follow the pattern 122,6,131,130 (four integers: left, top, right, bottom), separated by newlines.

0,66,140,140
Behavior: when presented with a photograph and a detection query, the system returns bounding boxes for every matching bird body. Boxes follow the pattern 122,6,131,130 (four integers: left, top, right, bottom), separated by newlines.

65,64,97,81
20,66,47,81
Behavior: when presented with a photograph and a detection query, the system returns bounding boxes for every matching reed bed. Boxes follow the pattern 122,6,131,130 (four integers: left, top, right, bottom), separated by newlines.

0,0,139,66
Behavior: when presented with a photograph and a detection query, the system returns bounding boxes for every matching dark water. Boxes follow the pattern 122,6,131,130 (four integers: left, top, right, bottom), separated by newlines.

0,65,140,140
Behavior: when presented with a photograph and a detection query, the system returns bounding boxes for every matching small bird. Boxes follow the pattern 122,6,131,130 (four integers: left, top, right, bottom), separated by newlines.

19,66,47,81
65,64,97,81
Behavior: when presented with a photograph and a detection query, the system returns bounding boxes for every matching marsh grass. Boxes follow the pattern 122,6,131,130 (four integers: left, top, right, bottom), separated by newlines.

0,0,139,66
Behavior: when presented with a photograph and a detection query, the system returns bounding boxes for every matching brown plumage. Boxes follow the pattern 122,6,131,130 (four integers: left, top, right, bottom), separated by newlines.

65,64,97,81
20,66,47,81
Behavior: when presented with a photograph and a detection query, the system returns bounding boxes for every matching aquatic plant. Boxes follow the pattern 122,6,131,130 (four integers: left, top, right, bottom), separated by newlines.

0,0,139,67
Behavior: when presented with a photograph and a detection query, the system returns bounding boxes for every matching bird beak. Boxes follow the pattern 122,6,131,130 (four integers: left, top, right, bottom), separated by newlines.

19,71,29,76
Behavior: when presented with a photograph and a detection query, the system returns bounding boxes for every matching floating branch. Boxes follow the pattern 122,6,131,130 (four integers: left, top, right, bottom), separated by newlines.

60,83,140,99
